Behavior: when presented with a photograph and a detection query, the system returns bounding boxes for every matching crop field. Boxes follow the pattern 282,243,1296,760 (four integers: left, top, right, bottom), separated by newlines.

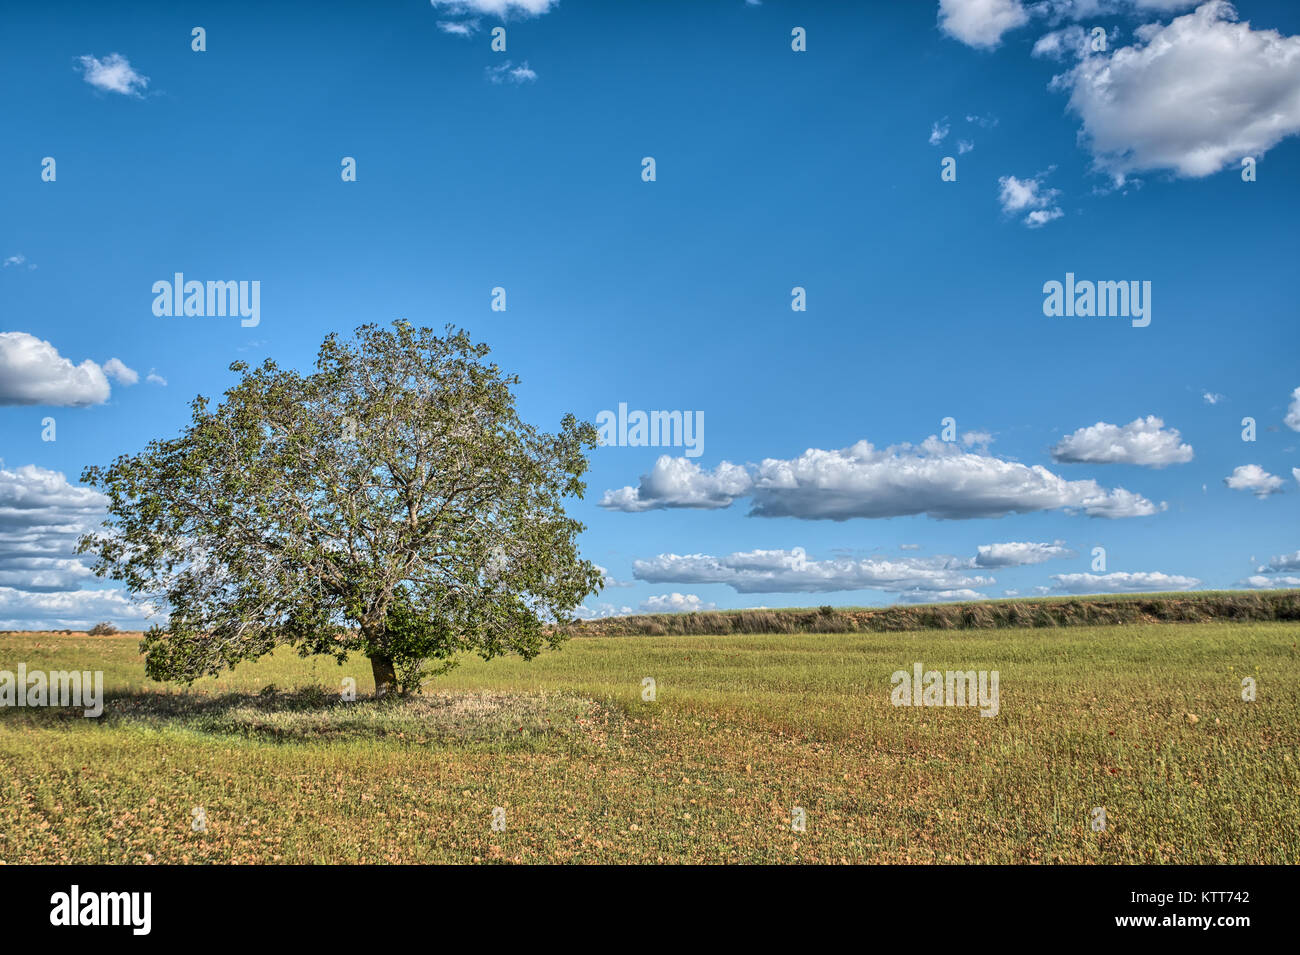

1,618,1297,864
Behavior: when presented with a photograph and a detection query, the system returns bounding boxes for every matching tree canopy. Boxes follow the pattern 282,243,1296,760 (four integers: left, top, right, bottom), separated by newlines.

79,322,602,695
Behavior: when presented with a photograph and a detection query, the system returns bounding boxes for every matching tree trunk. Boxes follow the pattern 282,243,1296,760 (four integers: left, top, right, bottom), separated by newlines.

370,654,398,698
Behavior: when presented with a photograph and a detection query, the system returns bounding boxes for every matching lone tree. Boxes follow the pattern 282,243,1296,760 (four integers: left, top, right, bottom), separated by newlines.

79,322,602,695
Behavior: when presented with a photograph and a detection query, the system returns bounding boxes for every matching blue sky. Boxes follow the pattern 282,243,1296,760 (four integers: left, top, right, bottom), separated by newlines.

2,0,1298,627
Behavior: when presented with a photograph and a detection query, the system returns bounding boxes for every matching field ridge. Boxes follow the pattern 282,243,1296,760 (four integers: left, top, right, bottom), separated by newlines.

568,589,1300,636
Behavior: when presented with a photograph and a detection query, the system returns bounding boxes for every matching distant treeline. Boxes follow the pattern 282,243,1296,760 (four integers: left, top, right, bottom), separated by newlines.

566,590,1300,637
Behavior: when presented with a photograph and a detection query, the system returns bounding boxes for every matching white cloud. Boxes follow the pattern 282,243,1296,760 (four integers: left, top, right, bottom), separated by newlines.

430,0,556,14
634,547,995,596
437,19,479,35
897,588,987,603
0,464,105,522
592,564,632,589
0,586,158,631
3,254,33,270
1051,416,1194,467
76,53,149,97
101,357,138,386
1224,464,1284,497
1259,550,1300,573
640,593,716,613
1032,24,1092,59
750,438,1159,520
1284,386,1300,431
1050,2,1300,181
146,369,167,386
957,139,975,154
0,464,108,596
600,456,752,512
1239,574,1300,589
997,174,1063,227
1025,208,1065,227
605,438,1162,519
432,0,555,35
929,119,951,145
938,0,1029,49
1050,570,1200,593
572,602,633,620
1294,467,1300,486
975,540,1073,567
0,332,112,406
1202,391,1224,405
486,60,537,83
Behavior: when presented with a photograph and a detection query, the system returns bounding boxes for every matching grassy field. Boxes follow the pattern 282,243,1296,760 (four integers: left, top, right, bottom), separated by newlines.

1,619,1297,864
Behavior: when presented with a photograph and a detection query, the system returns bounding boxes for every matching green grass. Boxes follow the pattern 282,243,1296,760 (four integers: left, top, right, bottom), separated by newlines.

1,621,1297,864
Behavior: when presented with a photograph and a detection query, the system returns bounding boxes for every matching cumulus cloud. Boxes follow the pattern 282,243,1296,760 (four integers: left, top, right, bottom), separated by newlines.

975,540,1073,567
1051,416,1193,467
997,174,1063,227
1258,550,1300,572
146,369,167,386
636,539,1078,597
640,593,716,613
600,456,752,512
0,586,159,631
1240,548,1300,589
76,53,149,97
1049,2,1300,181
634,547,995,596
751,439,1159,520
0,464,107,595
1050,570,1200,593
929,119,951,144
1285,387,1300,431
604,438,1162,520
1203,391,1224,405
1224,464,1284,497
1239,574,1300,589
0,332,115,406
938,0,1029,49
